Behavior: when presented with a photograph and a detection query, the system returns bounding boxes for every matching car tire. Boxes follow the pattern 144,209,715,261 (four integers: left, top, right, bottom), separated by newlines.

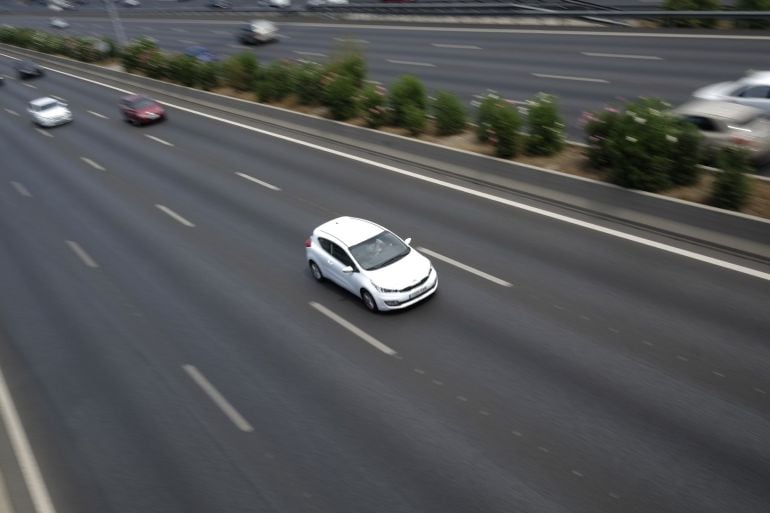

309,261,324,282
361,290,378,312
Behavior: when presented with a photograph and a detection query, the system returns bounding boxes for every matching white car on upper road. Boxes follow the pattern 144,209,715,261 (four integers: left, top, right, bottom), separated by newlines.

305,217,437,312
28,97,72,127
693,70,770,114
50,17,69,28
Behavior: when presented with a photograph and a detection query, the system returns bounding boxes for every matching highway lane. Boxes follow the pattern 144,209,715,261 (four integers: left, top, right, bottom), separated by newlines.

2,17,769,138
0,64,769,513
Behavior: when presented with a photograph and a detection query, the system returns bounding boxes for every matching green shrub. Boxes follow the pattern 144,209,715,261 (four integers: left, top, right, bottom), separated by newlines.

525,93,565,156
359,83,389,128
402,103,427,135
322,74,359,120
710,148,752,210
144,51,169,80
197,61,221,91
220,52,259,92
735,0,770,29
432,90,467,136
292,61,325,105
476,92,504,143
325,45,366,88
585,97,703,192
167,54,200,87
388,75,428,128
121,37,160,73
662,0,719,28
488,103,521,158
256,60,295,102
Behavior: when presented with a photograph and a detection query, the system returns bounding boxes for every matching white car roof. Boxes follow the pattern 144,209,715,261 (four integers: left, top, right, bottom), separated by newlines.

29,97,57,107
743,70,770,84
316,217,386,247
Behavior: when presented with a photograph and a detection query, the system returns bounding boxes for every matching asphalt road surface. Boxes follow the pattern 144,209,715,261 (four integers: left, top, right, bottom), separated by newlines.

0,46,769,513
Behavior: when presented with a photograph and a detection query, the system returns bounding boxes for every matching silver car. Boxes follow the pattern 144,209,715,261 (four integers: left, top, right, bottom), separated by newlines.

305,217,437,312
693,70,770,114
28,97,73,127
674,99,770,164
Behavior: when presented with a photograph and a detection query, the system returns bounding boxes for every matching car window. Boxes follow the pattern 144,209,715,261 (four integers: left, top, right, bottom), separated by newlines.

683,115,719,132
738,85,770,99
330,243,354,268
349,231,410,271
318,237,332,253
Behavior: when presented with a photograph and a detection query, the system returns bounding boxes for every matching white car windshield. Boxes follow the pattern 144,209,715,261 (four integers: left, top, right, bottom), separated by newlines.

34,101,58,112
349,231,410,271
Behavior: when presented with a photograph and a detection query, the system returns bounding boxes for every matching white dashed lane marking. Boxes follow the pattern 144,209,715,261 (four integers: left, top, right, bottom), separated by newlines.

66,240,99,268
80,157,105,171
387,59,436,67
235,172,281,191
183,364,254,432
293,51,327,57
418,247,512,287
87,110,108,119
156,204,195,227
310,302,396,356
10,181,32,197
35,128,53,138
4,108,19,116
582,51,662,60
431,43,482,49
532,73,609,83
145,134,174,146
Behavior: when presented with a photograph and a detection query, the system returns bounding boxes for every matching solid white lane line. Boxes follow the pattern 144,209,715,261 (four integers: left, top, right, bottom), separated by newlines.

80,157,105,171
155,204,195,227
418,247,513,287
145,134,174,146
35,128,52,138
532,73,609,83
310,302,397,356
293,51,327,57
10,181,32,197
334,37,369,44
431,43,482,49
23,83,37,89
182,365,254,432
387,59,436,67
0,363,58,513
66,240,99,268
582,51,662,60
31,62,770,282
87,110,108,119
4,108,19,116
235,172,281,191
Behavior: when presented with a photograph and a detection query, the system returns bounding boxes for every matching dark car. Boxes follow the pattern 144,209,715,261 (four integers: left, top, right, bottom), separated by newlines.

184,46,218,63
14,60,44,80
119,95,166,125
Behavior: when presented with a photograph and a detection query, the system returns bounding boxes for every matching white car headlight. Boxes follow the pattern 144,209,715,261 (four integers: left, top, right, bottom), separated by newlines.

372,282,398,293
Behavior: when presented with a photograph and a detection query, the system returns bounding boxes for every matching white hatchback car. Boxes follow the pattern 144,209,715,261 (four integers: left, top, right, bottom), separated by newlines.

27,97,72,127
305,217,437,312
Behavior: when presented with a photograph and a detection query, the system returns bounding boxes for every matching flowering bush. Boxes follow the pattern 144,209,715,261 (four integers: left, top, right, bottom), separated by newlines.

584,97,702,192
360,83,389,128
476,92,503,143
325,47,366,88
432,90,467,136
525,93,565,156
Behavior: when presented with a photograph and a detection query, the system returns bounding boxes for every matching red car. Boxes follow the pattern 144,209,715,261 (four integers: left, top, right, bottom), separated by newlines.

119,95,166,125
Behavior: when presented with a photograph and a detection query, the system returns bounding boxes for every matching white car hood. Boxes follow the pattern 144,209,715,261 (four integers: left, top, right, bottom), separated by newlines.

366,250,431,290
37,106,70,119
693,81,736,100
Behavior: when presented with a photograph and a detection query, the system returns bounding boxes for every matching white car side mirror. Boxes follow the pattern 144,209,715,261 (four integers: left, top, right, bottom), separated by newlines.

342,265,354,274
404,237,412,245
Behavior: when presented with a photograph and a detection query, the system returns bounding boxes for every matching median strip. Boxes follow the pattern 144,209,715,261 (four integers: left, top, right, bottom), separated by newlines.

183,365,254,432
310,302,397,356
418,247,513,287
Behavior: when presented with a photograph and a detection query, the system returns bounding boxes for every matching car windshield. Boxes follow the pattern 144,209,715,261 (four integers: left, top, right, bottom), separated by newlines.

349,231,410,271
34,101,58,112
133,98,156,109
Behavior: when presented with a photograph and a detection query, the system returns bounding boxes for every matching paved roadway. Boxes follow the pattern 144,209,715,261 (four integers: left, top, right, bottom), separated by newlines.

0,48,769,513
